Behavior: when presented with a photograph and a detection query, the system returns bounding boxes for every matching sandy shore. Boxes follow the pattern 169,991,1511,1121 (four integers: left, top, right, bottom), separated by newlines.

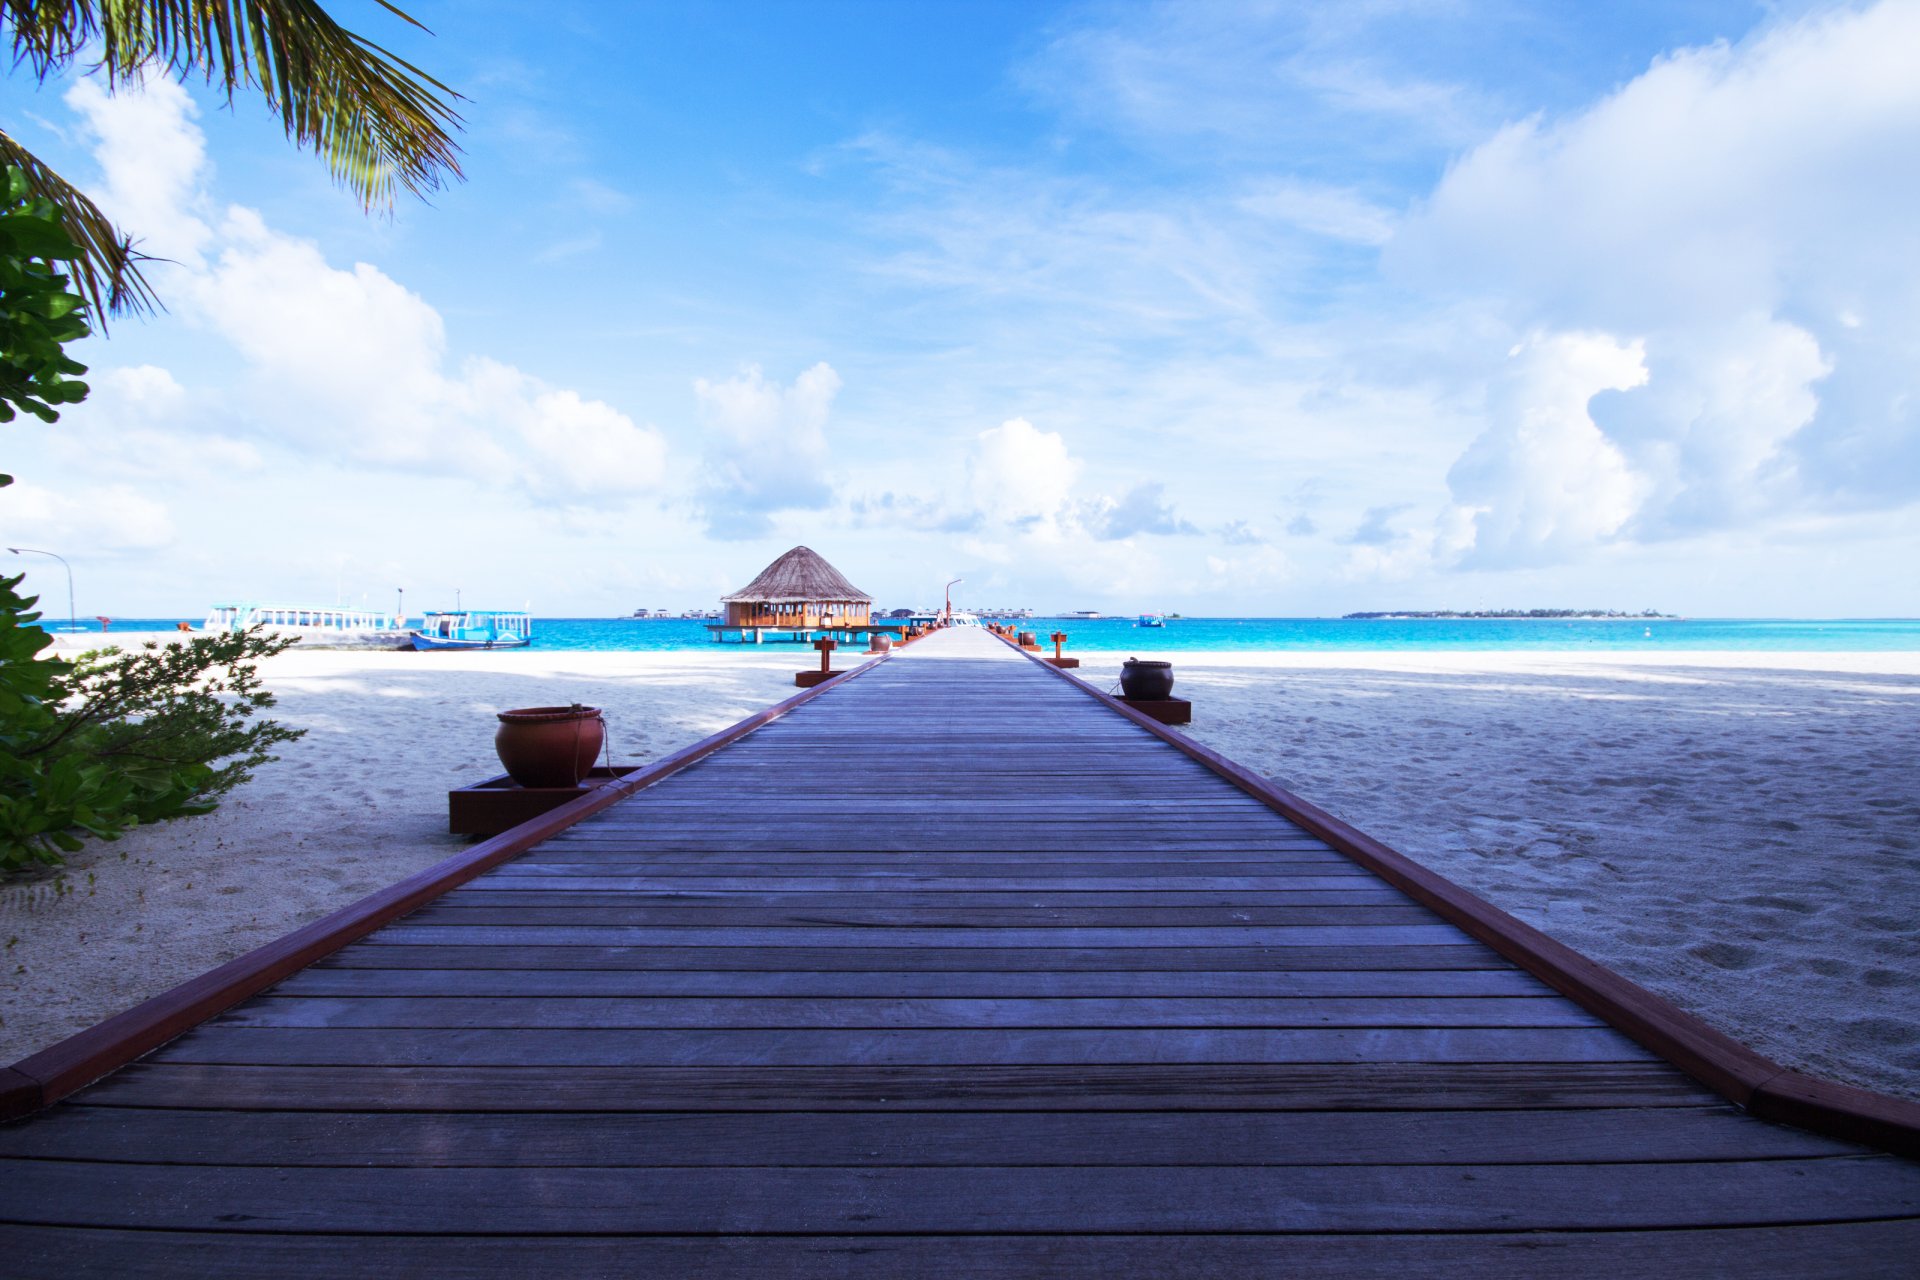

0,644,806,1063
1071,649,1920,1101
4,640,1916,1103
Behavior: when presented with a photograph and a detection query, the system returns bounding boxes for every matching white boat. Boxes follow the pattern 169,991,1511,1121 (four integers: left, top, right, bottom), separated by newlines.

1137,614,1166,628
409,609,533,651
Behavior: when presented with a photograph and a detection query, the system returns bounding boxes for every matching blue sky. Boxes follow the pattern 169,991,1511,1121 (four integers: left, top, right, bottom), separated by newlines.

4,0,1918,617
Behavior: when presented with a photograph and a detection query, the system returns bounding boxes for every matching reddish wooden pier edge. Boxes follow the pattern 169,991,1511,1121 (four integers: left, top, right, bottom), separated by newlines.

0,652,896,1123
994,631,1920,1157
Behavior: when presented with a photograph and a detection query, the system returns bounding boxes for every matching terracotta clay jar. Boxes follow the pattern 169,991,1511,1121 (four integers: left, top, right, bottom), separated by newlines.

494,705,605,788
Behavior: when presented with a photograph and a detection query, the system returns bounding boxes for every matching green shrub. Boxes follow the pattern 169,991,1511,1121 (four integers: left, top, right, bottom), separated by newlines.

0,166,91,428
0,573,306,871
1,163,305,871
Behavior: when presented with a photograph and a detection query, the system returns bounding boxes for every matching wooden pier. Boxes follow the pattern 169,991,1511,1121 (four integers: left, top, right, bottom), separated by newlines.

2,626,1916,1274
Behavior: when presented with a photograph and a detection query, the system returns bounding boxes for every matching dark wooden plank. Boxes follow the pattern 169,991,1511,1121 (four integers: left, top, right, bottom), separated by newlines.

148,1025,1651,1067
8,1157,1917,1232
7,1224,1919,1280
313,943,1513,971
475,873,1378,890
63,1061,1731,1112
272,967,1556,998
359,924,1475,947
433,887,1411,906
212,994,1605,1030
394,903,1446,927
1,1107,1856,1167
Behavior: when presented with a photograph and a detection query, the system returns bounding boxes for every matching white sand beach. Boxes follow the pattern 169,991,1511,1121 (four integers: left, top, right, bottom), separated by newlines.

3,640,1916,1103
1076,650,1920,1101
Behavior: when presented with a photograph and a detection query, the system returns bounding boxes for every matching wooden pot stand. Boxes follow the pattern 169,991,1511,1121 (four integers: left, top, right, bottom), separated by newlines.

1116,696,1191,725
449,766,640,836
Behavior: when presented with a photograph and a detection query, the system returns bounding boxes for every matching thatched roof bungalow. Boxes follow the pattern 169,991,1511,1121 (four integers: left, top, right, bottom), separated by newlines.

721,546,873,628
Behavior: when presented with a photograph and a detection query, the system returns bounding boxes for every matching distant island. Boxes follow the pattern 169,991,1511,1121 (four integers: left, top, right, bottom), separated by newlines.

1343,609,1676,620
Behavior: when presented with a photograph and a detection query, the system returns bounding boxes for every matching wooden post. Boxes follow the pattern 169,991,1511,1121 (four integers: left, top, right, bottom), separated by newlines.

796,638,838,687
1046,630,1079,669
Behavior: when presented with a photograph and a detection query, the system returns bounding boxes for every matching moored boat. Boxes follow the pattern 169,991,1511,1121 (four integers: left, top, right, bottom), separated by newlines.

409,609,533,651
1137,613,1166,627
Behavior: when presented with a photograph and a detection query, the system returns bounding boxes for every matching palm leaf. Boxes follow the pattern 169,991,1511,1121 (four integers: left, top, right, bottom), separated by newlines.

0,128,162,318
3,0,463,316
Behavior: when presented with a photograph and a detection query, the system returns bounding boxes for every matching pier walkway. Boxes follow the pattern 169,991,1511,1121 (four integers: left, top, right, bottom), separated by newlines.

2,626,1916,1274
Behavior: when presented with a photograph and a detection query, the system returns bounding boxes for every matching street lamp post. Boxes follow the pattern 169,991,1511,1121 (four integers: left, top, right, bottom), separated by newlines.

944,577,963,625
8,547,76,633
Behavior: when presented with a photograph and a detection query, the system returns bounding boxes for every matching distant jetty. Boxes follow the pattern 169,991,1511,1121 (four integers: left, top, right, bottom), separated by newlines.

1343,608,1676,620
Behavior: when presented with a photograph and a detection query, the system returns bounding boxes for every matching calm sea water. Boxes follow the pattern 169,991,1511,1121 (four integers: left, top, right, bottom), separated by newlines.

55,616,1920,652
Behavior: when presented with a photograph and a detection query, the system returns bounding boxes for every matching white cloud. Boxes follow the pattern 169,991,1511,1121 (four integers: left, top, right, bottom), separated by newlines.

1445,333,1650,569
695,362,840,538
1205,545,1291,589
52,365,264,481
65,77,211,266
1237,180,1397,245
65,78,668,510
1022,3,1492,156
2,480,175,554
968,417,1081,533
1395,0,1920,534
1081,481,1199,540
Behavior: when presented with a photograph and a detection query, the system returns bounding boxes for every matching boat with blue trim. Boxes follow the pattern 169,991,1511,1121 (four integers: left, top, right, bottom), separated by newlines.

409,609,533,651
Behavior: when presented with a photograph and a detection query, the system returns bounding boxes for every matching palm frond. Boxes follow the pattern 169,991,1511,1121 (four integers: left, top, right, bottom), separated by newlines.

4,1,463,313
0,128,161,320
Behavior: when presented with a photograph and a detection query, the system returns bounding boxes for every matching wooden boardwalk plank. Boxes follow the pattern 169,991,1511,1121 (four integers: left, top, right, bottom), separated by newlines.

57,1061,1730,1112
6,1224,1919,1280
7,1157,1918,1233
4,623,1914,1271
2,1106,1855,1166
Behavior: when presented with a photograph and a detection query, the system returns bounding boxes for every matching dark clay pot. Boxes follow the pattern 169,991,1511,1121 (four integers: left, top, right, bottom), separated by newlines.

868,634,893,654
1017,631,1037,646
1120,658,1175,700
495,705,605,788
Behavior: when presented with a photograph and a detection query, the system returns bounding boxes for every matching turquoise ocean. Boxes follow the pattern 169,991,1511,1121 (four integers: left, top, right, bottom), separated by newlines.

61,617,1920,652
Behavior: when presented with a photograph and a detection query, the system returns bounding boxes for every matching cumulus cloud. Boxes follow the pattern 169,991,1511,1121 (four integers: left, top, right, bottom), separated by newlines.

1344,502,1413,547
963,417,1208,548
848,490,981,534
66,77,211,266
65,77,668,509
1445,333,1649,569
51,365,264,481
968,417,1082,534
1218,518,1265,545
695,362,840,539
1395,0,1920,544
2,480,175,553
1082,482,1199,540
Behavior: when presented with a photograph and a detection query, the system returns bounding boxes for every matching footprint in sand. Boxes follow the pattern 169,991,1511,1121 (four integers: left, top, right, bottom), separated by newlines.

1689,941,1759,970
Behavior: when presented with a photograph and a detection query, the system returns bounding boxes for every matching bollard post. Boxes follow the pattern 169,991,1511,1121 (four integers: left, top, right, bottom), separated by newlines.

796,638,839,687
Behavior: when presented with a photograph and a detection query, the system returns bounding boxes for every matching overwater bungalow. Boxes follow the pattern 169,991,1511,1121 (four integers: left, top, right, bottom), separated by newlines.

710,546,900,644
